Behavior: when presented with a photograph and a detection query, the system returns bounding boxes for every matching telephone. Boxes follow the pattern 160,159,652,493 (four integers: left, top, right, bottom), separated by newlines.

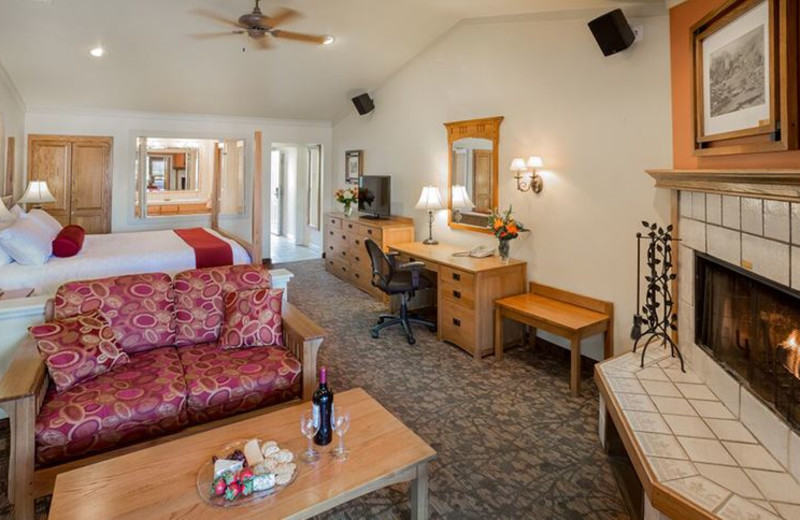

453,245,495,258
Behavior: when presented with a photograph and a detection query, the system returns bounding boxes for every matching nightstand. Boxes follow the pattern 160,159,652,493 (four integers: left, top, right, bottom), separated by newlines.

0,288,35,300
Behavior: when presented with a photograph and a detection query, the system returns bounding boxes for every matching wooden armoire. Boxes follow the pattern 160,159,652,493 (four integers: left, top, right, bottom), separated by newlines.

27,135,113,234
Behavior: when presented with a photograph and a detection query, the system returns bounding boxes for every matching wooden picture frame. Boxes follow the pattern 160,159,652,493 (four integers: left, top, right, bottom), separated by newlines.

691,0,798,156
4,137,14,197
345,150,362,185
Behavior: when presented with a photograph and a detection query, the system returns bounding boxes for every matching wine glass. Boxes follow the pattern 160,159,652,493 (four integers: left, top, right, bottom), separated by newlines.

331,407,351,461
300,410,320,463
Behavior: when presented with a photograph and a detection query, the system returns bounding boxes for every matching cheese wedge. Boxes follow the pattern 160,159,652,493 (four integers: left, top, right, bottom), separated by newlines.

214,459,243,478
243,439,264,467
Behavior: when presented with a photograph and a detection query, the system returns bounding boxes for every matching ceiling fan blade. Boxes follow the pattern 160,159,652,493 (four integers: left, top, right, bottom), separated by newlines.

262,8,299,28
190,31,244,39
271,30,326,44
192,9,244,29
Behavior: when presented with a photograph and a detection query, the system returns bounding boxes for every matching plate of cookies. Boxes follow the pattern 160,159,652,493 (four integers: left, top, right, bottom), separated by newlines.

197,438,298,507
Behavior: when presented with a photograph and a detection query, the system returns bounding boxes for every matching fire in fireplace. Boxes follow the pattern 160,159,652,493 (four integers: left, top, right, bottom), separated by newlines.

696,252,800,429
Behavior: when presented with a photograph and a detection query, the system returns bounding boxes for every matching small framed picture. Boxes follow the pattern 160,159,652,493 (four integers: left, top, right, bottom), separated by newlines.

691,0,797,155
345,150,363,184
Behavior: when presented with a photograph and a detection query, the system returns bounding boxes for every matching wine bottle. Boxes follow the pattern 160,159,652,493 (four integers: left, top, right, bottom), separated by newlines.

312,366,334,446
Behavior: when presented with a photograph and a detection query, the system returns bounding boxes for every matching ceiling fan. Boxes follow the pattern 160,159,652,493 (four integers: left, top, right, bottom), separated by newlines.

192,0,333,49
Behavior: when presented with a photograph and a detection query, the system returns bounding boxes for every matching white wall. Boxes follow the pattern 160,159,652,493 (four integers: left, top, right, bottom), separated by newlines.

332,13,673,358
25,108,332,260
0,61,26,199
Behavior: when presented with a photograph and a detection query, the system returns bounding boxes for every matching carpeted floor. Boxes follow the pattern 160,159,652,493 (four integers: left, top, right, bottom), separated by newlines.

5,259,629,520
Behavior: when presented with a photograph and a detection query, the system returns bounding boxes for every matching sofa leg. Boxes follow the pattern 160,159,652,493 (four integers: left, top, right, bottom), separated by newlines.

302,338,323,401
5,397,35,520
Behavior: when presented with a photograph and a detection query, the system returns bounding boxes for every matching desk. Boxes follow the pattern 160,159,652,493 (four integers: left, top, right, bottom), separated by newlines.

389,242,526,358
494,283,613,396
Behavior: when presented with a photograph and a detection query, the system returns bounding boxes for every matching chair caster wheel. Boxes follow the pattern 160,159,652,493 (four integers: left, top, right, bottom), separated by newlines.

377,318,385,324
371,331,379,339
428,326,437,333
407,337,416,345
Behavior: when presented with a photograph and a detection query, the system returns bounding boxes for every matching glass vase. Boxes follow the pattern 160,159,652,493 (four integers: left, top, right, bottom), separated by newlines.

498,239,511,263
343,202,354,217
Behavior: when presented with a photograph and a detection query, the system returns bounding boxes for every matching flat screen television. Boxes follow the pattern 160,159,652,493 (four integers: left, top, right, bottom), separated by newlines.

358,175,391,219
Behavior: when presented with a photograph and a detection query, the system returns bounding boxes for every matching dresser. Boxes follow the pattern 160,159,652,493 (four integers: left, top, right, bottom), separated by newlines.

389,242,526,358
324,213,415,300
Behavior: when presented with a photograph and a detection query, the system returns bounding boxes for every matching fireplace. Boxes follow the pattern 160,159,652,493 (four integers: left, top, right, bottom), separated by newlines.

695,252,800,429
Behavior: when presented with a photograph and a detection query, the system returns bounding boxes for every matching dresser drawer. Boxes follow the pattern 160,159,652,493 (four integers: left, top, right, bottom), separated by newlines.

351,246,371,272
441,279,475,309
441,303,476,352
349,233,370,254
342,220,361,234
330,259,352,282
358,225,383,242
350,265,371,288
327,216,342,230
441,266,474,287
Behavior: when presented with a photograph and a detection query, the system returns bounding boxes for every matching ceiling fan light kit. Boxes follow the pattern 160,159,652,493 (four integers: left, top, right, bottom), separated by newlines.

193,0,333,49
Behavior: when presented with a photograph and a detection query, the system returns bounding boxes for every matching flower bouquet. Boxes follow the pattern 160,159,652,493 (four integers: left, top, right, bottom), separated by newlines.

335,187,359,217
488,206,528,262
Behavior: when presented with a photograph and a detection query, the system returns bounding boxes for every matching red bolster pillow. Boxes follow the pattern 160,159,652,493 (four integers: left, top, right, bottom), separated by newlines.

52,225,85,258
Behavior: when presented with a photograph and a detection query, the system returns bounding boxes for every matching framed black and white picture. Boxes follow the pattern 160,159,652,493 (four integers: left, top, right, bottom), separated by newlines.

691,0,797,155
345,150,363,184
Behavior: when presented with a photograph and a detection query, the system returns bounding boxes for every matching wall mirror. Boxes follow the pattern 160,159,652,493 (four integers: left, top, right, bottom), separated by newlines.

445,116,503,233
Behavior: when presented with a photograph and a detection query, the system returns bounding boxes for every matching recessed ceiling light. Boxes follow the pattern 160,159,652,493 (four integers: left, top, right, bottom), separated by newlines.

89,46,105,58
322,36,335,46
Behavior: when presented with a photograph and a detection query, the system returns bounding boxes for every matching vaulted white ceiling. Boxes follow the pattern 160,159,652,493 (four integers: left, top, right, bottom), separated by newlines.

0,0,665,121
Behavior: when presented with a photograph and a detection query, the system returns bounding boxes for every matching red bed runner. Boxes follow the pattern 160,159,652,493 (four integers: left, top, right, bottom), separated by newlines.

174,228,233,268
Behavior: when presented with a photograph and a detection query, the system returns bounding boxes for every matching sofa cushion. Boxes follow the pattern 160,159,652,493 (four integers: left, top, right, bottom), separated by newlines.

29,312,130,393
219,288,284,350
54,273,177,355
177,342,301,423
35,347,188,467
173,265,270,347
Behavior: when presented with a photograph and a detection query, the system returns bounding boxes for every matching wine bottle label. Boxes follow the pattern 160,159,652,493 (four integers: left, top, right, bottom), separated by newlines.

331,403,336,423
312,403,320,429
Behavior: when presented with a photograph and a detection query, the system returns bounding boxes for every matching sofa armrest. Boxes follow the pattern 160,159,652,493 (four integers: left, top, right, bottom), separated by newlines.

0,336,48,405
282,302,326,401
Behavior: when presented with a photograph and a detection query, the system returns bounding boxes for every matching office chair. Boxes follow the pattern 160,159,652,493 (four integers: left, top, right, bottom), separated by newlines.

365,239,437,345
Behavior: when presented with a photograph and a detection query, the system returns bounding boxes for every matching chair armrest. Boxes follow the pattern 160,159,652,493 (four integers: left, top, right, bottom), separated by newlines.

281,302,327,401
0,336,47,405
398,261,425,271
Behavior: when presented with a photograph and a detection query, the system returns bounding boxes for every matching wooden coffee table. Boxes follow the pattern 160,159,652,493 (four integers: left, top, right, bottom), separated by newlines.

48,388,436,520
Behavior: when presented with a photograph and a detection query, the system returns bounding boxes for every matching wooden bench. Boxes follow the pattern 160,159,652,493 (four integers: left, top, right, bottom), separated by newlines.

494,282,613,396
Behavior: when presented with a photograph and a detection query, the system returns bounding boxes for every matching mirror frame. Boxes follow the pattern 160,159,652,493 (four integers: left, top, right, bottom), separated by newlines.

444,116,503,234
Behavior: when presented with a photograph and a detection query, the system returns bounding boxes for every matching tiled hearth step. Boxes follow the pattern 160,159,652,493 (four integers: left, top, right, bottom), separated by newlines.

598,349,800,520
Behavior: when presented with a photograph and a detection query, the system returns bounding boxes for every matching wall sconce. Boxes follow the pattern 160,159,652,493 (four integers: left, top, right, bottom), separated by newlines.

511,156,545,194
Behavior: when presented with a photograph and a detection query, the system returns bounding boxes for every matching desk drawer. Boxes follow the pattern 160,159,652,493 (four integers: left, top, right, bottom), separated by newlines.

441,303,476,352
441,280,475,309
441,266,474,287
327,216,342,230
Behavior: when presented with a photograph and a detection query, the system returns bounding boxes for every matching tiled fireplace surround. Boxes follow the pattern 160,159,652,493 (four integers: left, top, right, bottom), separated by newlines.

677,189,800,486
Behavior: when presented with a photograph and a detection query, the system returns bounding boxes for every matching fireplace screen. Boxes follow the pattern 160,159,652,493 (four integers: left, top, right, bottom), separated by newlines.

696,253,800,428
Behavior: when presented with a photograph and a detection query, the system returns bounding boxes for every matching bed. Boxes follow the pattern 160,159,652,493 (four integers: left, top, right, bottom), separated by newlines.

0,228,251,295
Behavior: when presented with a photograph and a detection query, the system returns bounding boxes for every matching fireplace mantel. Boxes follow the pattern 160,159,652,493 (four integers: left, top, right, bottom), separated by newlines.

647,169,800,202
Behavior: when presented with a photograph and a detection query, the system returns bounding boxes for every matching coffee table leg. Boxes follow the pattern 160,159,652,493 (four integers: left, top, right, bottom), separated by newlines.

410,462,429,520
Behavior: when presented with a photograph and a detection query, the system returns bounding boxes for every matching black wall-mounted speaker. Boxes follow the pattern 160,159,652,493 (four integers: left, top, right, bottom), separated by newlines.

588,9,636,57
352,93,375,116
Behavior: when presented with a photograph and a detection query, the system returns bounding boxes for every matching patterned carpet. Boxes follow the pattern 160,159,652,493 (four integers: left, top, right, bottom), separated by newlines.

4,259,628,520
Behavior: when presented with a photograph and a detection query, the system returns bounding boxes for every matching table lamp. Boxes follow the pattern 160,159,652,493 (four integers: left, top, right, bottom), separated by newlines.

451,185,473,223
415,185,444,245
18,181,56,209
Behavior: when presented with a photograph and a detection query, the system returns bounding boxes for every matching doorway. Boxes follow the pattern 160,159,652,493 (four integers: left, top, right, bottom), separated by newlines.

269,143,323,264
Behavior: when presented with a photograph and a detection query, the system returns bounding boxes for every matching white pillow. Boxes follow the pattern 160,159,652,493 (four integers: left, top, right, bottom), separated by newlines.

28,209,62,239
0,199,14,222
0,217,52,265
10,205,23,218
0,221,14,266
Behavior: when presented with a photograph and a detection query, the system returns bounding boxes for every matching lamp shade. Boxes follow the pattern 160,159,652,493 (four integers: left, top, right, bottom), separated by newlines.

510,158,527,172
527,156,544,169
18,181,56,205
415,186,444,211
451,185,474,209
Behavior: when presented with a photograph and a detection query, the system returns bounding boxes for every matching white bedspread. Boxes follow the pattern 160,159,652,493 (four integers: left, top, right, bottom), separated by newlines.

0,228,250,295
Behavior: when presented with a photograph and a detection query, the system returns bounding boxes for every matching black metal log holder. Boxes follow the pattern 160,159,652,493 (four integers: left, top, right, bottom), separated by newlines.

632,221,684,372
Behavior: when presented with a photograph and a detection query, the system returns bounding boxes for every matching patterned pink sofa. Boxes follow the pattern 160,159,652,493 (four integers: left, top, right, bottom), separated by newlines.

0,264,325,520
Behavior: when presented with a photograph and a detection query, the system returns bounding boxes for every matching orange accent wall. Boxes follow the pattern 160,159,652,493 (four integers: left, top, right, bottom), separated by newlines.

670,0,800,168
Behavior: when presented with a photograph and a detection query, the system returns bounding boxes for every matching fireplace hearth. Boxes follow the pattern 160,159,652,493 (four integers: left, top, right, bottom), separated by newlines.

696,252,800,430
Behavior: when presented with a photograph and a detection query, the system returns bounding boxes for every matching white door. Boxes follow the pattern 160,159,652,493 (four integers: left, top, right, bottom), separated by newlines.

270,149,283,236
